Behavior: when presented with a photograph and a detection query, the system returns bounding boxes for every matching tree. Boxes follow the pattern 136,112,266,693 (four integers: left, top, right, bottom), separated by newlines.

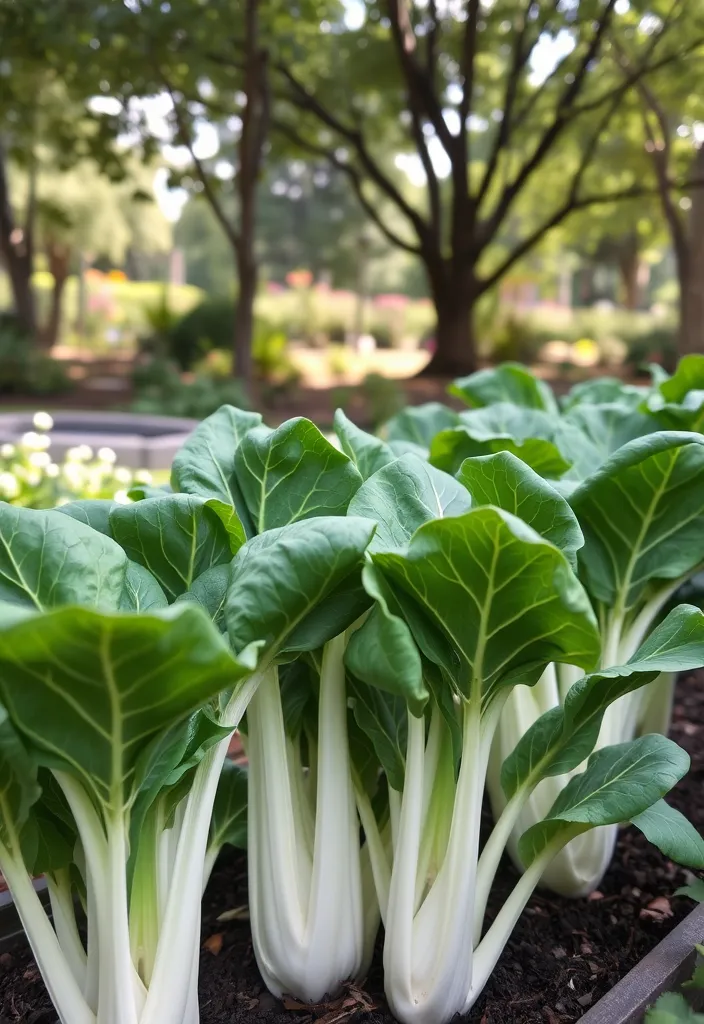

164,0,270,385
615,51,704,352
28,160,171,348
266,0,704,373
0,1,143,343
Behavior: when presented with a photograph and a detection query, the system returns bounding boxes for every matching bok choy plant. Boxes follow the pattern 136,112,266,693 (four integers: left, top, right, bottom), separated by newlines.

0,405,376,1024
0,503,253,1024
135,406,381,1004
488,432,704,894
341,450,704,1024
380,362,704,897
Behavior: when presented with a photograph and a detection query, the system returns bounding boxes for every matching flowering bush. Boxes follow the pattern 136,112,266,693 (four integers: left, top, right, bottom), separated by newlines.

0,412,149,508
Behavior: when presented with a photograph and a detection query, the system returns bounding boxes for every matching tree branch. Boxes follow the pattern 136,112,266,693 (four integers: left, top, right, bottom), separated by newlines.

272,119,422,255
426,0,439,80
274,60,431,244
613,35,688,264
479,178,704,292
485,0,618,236
386,0,455,155
163,78,241,252
458,0,479,163
474,0,534,208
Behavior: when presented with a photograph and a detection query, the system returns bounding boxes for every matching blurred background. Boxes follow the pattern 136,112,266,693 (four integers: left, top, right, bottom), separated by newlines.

0,0,702,431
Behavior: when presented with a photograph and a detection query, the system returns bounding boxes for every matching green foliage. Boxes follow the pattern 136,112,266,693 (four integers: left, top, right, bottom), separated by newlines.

131,355,250,419
169,297,240,369
0,318,70,396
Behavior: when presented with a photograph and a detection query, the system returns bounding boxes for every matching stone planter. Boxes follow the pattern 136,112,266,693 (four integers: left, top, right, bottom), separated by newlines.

0,411,197,470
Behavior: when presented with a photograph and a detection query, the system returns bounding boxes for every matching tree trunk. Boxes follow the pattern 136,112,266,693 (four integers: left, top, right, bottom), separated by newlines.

40,241,71,350
678,145,704,356
420,260,478,377
0,142,36,338
234,252,256,383
233,0,269,391
618,236,641,310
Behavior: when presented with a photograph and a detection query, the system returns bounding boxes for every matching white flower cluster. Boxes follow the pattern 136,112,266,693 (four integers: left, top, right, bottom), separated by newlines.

0,411,154,508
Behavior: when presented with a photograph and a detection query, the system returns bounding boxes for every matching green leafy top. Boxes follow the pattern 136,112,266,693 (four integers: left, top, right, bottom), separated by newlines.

449,363,558,414
348,453,470,553
234,417,362,532
569,432,704,610
371,507,600,704
0,603,247,816
0,504,127,611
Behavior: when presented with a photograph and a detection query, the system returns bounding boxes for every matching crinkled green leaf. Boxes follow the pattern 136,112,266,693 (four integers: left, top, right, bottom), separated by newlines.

348,453,471,554
569,433,704,609
234,417,362,532
501,605,704,798
346,563,427,714
333,409,395,480
383,402,459,448
127,483,172,502
632,800,704,869
110,495,234,602
225,516,375,663
120,561,169,612
431,423,571,478
449,362,557,413
457,451,583,569
0,703,40,852
373,508,599,702
348,675,407,793
561,403,656,461
57,499,116,536
676,879,704,904
175,564,230,631
0,505,126,611
171,405,262,535
281,572,370,657
0,604,247,815
518,735,689,866
561,377,649,411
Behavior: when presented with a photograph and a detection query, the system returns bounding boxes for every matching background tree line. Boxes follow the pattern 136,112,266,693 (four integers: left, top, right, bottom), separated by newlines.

0,0,702,380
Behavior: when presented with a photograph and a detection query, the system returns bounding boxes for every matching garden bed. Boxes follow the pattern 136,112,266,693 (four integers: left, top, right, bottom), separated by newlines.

2,670,703,1024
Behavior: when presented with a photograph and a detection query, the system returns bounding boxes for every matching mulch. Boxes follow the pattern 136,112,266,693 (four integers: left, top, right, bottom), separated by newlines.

2,670,703,1023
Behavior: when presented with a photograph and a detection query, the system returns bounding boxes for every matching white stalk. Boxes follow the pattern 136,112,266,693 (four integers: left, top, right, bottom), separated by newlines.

1,849,95,1024
140,735,229,1024
305,632,366,998
473,789,525,943
99,814,142,1024
388,785,402,855
354,781,391,925
141,669,264,1024
83,855,100,1013
47,870,87,991
466,838,568,1012
247,665,309,995
383,709,426,1018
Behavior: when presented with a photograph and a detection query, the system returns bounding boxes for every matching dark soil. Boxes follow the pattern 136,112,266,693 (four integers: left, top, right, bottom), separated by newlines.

2,670,703,1024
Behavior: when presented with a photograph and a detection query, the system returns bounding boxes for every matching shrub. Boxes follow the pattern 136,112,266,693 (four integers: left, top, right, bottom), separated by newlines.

0,315,71,395
131,354,250,418
168,298,293,382
359,371,406,427
168,297,237,368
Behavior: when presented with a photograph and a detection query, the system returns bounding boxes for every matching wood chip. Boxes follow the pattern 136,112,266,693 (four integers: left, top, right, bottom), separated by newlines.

202,932,224,955
640,896,673,922
216,905,250,923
